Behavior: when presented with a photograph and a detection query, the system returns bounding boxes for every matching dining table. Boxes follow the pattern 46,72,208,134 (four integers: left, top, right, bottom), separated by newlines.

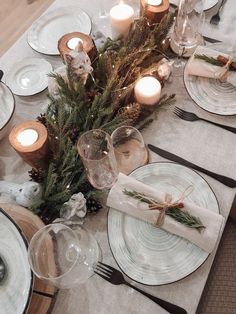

0,0,235,313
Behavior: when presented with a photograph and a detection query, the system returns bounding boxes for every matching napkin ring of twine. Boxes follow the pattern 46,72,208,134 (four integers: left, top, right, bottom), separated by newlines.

148,185,194,226
216,56,233,82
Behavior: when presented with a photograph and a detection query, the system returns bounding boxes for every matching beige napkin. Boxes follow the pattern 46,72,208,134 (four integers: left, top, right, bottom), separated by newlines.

107,173,225,253
186,45,236,87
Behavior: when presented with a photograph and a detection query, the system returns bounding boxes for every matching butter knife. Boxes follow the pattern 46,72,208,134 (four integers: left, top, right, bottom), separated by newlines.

148,144,236,188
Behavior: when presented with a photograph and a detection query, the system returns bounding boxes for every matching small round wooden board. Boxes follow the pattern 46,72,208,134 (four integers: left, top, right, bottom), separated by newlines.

0,203,56,314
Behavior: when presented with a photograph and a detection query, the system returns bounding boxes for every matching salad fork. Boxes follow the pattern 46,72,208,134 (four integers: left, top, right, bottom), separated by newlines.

94,262,187,314
210,0,227,25
173,107,236,134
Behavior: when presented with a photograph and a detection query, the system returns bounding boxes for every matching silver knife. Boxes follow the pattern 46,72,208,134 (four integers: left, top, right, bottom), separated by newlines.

203,36,222,43
148,144,236,188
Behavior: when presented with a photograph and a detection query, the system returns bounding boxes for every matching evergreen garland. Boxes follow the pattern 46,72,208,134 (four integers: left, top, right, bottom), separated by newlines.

31,13,176,223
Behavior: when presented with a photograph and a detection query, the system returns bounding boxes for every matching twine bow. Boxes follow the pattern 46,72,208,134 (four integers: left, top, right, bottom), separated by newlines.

218,55,233,82
148,185,194,226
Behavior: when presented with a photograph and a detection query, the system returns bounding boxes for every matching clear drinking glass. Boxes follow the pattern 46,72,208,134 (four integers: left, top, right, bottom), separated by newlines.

171,0,204,76
111,126,148,175
77,129,118,190
28,223,100,288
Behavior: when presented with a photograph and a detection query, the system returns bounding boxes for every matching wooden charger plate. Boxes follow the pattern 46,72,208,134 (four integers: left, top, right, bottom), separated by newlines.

0,203,56,314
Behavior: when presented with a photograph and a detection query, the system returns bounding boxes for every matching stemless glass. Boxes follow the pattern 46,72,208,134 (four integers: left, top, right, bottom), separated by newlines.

28,223,100,288
111,126,148,175
171,0,204,75
77,129,118,190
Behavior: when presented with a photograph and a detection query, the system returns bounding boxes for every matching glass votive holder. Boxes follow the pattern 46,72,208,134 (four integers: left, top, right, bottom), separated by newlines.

77,129,118,190
111,126,148,175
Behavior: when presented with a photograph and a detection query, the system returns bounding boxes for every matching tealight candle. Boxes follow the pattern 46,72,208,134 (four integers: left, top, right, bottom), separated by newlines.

67,38,83,50
17,129,38,146
109,3,134,39
9,121,49,168
134,76,161,105
58,32,97,62
140,0,169,24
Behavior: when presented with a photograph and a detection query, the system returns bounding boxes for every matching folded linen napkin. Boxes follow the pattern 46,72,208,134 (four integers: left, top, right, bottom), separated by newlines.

186,45,236,87
107,173,225,253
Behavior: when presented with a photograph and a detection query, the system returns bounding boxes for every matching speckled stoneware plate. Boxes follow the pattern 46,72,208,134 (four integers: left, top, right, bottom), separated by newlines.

108,162,219,285
27,6,91,55
5,58,52,96
0,208,33,314
0,82,15,140
184,44,236,115
170,0,218,11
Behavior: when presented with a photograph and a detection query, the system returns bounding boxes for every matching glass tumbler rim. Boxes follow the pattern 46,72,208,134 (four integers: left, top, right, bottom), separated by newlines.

28,223,79,281
77,128,113,162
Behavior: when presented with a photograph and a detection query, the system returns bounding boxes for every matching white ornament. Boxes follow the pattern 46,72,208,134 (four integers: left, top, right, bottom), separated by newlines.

48,41,93,97
61,192,87,220
0,181,42,208
157,58,173,81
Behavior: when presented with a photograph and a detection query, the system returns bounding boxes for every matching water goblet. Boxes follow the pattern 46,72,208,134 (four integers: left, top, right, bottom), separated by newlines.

77,129,118,190
111,126,148,175
28,223,100,289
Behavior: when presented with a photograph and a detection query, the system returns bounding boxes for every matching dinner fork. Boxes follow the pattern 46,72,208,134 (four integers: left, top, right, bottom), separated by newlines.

210,0,227,25
94,262,187,314
173,107,236,134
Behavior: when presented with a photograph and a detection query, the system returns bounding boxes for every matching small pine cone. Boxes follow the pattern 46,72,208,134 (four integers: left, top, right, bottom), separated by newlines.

36,113,47,126
86,198,102,214
28,167,45,183
118,103,141,125
70,127,80,143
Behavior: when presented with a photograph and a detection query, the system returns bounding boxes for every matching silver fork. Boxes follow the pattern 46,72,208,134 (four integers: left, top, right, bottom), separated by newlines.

210,0,227,25
94,262,187,314
173,107,236,134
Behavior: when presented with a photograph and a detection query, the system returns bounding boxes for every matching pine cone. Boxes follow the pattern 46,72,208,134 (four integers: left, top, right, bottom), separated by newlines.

86,198,102,214
28,167,45,183
70,127,80,143
36,113,47,126
118,103,141,125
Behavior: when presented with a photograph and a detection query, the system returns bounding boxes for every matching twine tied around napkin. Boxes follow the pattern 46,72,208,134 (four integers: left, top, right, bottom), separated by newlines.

217,55,234,82
147,185,194,226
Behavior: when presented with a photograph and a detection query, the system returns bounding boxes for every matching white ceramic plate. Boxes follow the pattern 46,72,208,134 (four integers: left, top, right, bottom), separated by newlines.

0,208,33,314
108,162,219,285
170,0,218,11
28,6,91,55
184,44,236,115
0,83,15,139
5,58,52,96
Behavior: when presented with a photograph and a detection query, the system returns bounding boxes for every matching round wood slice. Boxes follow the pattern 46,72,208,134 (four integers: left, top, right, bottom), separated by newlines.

0,203,56,314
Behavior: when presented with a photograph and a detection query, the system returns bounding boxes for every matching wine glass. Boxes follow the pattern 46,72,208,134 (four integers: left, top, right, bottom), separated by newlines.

111,126,148,175
92,0,112,38
28,223,100,288
77,129,118,190
170,0,204,76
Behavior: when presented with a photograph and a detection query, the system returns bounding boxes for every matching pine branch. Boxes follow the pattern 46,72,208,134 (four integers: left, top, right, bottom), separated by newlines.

194,54,224,67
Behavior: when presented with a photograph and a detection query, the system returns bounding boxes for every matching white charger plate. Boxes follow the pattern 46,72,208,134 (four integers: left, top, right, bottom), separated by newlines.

0,208,33,314
170,0,218,11
27,6,91,55
0,83,15,134
184,44,236,115
108,162,219,285
5,58,52,96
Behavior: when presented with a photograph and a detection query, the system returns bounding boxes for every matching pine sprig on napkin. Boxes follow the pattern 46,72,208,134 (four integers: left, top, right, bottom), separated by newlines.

123,189,205,232
194,54,224,67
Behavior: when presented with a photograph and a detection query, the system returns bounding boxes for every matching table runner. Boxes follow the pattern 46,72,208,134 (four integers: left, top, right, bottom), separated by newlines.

0,0,235,313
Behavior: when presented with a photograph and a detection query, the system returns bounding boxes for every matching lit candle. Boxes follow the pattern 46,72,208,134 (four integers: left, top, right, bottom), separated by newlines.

9,121,49,168
58,32,97,62
140,0,169,24
17,129,38,147
134,76,162,105
109,3,134,39
67,38,83,50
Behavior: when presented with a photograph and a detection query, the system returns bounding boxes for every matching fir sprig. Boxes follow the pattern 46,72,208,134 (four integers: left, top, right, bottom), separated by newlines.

194,54,225,67
123,189,205,232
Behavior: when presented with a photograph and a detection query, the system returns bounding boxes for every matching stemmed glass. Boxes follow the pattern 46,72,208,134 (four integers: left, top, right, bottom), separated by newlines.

77,129,118,190
170,0,204,76
28,223,100,288
92,0,112,38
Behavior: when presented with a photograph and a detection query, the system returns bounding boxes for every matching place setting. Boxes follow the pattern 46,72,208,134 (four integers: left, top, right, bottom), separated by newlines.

0,0,236,313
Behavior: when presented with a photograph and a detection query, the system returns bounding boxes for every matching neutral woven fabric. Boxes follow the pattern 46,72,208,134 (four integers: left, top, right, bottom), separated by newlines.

197,219,236,314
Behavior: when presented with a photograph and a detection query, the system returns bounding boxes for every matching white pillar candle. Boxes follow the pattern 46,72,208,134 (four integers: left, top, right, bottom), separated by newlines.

109,4,134,39
147,0,162,6
67,38,83,50
17,129,38,147
134,76,162,105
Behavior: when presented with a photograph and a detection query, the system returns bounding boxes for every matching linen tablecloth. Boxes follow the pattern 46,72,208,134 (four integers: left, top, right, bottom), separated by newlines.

0,0,235,313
